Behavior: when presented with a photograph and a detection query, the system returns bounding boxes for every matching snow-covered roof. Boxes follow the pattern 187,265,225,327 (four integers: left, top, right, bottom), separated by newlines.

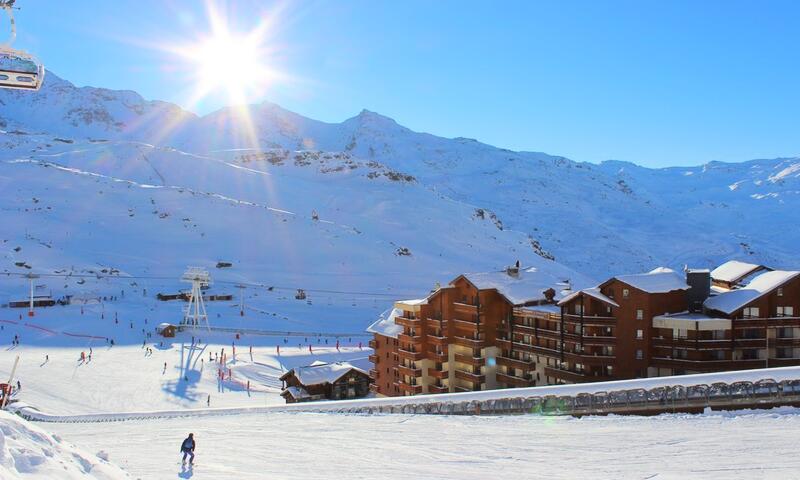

652,312,731,330
396,298,428,306
519,304,561,314
281,386,310,399
283,362,368,386
613,269,689,294
460,266,580,306
557,287,619,307
366,307,404,339
711,260,767,284
704,270,800,315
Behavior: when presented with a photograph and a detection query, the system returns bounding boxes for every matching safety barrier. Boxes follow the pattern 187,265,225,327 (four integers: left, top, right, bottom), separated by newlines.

329,378,800,417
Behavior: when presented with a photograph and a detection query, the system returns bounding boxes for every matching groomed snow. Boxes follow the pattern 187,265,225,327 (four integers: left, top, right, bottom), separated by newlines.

41,408,800,479
705,270,800,314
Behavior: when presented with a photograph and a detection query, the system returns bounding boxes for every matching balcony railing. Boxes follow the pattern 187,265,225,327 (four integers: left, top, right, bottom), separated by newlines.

396,364,422,377
395,316,422,327
427,368,448,379
544,366,590,383
398,348,425,361
453,336,485,348
428,350,449,362
454,353,485,366
454,369,485,384
397,381,423,395
496,371,533,388
368,340,377,349
368,354,378,364
496,355,532,370
397,333,422,344
429,384,449,394
428,334,448,346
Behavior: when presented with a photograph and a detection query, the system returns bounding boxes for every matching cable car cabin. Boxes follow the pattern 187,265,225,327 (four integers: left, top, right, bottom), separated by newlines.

295,289,307,300
0,52,44,91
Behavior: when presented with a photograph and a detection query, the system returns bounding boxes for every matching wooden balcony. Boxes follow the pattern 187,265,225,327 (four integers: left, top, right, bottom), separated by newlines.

453,336,485,348
454,369,485,384
774,337,800,347
427,368,448,379
397,364,422,377
368,339,377,349
429,384,449,394
496,355,532,370
428,350,448,362
369,383,380,393
428,334,448,346
425,317,448,327
454,353,485,366
579,335,616,346
650,357,764,371
496,372,533,388
397,381,423,395
398,348,425,361
453,302,478,314
397,333,422,344
368,354,378,364
369,369,378,378
766,358,800,367
396,316,422,328
652,337,729,350
563,313,616,326
544,366,589,383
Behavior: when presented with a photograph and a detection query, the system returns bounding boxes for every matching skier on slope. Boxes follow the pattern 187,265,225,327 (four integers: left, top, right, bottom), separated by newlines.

180,433,196,465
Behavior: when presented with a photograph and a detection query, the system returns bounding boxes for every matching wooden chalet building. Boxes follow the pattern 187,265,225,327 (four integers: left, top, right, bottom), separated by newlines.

368,260,800,396
280,361,371,403
367,264,581,396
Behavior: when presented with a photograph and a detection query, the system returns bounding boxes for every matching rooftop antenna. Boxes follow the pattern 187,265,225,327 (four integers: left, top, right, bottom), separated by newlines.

25,272,38,317
181,267,210,331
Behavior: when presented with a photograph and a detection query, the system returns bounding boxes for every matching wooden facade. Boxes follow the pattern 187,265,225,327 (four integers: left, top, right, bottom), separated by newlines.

280,364,371,404
370,264,800,396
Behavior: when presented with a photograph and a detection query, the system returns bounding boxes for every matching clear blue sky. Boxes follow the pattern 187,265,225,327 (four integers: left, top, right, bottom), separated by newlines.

12,0,800,166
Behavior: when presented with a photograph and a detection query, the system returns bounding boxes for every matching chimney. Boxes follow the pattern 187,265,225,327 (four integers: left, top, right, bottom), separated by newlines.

506,263,520,278
685,268,711,313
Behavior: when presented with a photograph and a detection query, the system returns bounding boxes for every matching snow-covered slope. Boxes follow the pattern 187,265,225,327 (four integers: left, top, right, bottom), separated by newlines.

1,72,799,295
0,410,127,479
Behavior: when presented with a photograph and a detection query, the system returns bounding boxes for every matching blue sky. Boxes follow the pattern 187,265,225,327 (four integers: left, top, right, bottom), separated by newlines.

13,0,800,166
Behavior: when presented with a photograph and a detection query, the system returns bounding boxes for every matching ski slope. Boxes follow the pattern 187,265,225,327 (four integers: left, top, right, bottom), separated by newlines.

41,408,800,479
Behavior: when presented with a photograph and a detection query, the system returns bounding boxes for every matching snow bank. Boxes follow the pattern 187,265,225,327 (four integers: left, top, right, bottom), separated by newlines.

0,411,128,479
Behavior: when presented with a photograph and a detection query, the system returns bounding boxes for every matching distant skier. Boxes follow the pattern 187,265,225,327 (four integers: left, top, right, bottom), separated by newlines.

180,433,195,465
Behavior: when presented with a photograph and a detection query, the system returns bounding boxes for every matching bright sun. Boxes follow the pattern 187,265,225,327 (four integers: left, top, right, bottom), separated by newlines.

172,5,279,107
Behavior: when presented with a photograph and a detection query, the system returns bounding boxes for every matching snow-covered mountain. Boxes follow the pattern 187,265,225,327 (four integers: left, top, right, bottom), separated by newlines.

1,72,798,305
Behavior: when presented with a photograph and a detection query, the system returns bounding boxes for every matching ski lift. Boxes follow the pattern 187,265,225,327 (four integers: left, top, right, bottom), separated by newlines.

295,289,306,300
0,1,45,91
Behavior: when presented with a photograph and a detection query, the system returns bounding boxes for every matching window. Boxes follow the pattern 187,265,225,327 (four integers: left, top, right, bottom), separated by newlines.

777,306,794,317
674,328,688,339
743,307,760,319
635,349,643,360
623,289,630,299
574,304,584,315
636,309,644,320
636,329,644,340
778,288,784,297
713,350,725,360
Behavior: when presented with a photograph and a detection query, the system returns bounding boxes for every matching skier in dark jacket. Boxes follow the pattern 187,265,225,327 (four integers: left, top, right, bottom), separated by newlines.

180,433,195,465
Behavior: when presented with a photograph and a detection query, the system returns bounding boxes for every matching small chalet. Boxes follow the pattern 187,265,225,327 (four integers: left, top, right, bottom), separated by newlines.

279,361,371,404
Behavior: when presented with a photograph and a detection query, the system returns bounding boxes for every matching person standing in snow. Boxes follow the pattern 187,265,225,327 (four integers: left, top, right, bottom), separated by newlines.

180,433,195,465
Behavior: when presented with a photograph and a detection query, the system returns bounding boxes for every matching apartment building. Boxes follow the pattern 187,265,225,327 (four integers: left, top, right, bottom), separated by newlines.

367,264,576,396
367,260,800,396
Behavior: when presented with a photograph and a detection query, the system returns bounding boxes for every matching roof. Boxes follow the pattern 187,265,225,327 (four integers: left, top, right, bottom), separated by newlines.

280,386,310,399
710,260,767,284
396,298,428,306
459,266,584,306
557,287,619,307
366,307,404,339
519,304,561,314
652,312,731,331
704,270,800,315
281,362,368,386
613,269,689,294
